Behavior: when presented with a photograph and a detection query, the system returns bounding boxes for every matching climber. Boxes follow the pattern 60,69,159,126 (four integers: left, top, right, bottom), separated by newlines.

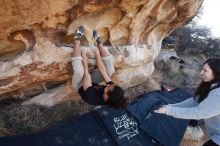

71,26,127,109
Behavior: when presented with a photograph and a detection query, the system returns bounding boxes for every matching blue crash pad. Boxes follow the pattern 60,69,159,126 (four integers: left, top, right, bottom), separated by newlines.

0,88,192,146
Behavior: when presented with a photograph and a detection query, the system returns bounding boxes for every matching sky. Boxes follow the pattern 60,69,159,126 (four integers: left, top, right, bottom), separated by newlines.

197,0,220,38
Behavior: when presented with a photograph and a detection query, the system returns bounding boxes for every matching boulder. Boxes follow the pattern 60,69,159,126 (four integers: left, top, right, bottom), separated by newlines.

0,0,203,106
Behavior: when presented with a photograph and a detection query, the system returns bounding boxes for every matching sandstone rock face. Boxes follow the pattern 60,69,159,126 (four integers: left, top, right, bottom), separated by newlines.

0,0,203,106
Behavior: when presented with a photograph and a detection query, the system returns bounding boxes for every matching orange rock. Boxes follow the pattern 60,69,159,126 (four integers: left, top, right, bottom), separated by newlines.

0,0,203,106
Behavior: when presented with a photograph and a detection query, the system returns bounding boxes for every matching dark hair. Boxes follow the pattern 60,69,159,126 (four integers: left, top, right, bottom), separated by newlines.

106,85,128,109
195,58,220,103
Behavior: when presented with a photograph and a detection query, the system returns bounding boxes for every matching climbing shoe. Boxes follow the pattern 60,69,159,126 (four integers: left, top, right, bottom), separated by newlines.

93,29,101,45
74,26,84,40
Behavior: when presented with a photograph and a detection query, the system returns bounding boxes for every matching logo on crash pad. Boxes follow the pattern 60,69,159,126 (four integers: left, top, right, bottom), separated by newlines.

113,114,139,140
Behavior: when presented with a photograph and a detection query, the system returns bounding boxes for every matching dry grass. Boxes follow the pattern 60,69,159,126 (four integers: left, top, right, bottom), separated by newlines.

0,101,93,135
0,117,11,136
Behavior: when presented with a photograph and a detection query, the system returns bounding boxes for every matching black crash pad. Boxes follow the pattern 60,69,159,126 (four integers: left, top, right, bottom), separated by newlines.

0,88,192,146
